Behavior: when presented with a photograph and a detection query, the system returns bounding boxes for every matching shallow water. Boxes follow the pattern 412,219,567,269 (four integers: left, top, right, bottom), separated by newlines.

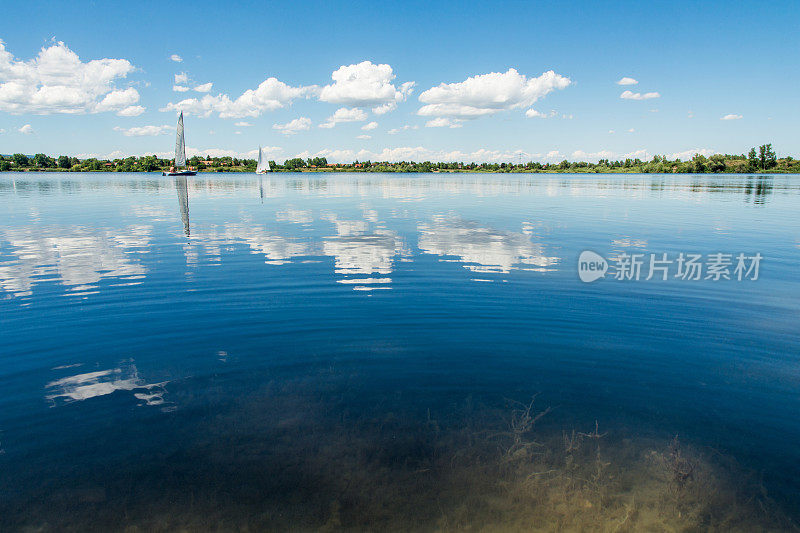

1,172,799,531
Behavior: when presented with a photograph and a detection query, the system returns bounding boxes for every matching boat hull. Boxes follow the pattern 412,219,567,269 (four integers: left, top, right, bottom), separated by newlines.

163,170,197,176
255,170,269,174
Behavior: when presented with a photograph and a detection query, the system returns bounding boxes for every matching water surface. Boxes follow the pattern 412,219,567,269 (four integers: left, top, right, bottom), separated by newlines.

1,172,799,530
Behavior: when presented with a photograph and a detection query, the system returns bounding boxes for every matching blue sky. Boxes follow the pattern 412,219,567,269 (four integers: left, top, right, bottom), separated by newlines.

1,0,798,162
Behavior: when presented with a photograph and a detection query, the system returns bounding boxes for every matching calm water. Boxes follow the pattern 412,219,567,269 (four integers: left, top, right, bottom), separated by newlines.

1,172,799,531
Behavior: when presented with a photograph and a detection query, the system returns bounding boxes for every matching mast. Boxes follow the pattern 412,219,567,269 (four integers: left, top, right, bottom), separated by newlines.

175,112,187,168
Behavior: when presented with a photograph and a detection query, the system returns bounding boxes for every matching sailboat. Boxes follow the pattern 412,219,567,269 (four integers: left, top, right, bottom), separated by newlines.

163,111,197,176
255,145,270,174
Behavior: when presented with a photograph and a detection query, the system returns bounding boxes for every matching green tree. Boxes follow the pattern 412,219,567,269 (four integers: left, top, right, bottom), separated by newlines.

764,143,777,169
708,154,726,173
747,148,758,172
140,156,161,172
82,158,102,171
283,157,306,170
12,153,29,167
57,155,72,169
33,153,54,168
692,154,707,173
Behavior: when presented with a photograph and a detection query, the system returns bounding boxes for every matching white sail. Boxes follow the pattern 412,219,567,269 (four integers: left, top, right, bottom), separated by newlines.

256,145,270,173
175,112,187,168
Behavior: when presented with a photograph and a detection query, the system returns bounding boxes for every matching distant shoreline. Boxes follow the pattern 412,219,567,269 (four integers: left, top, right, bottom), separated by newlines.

2,144,796,174
1,168,797,175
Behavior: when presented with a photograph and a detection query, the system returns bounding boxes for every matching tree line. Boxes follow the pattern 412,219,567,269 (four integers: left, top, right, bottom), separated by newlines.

1,144,796,173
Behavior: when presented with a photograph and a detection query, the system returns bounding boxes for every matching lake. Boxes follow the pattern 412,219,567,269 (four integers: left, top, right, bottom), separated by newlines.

1,172,799,531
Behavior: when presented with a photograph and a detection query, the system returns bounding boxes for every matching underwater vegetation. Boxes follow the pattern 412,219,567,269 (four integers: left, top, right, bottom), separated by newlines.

3,382,797,532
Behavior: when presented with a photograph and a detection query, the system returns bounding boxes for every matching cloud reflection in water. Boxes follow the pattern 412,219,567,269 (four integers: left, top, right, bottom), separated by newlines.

322,213,407,290
0,225,151,298
45,362,170,409
418,215,559,275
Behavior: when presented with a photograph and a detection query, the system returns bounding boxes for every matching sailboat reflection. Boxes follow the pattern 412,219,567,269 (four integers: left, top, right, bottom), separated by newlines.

175,176,190,236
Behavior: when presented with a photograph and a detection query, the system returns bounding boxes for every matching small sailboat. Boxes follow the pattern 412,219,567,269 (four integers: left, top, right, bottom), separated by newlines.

163,112,197,176
255,145,270,174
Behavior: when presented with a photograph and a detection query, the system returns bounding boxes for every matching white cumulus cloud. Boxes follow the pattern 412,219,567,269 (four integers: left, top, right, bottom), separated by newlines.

0,39,139,115
616,77,638,85
425,117,462,128
235,121,252,127
295,148,357,162
172,85,189,92
95,87,139,112
387,124,418,134
362,121,378,130
18,124,33,134
194,82,212,93
136,146,283,160
620,90,660,100
418,68,571,120
525,108,558,119
372,101,397,114
117,105,145,117
291,146,554,164
319,107,367,128
356,134,371,140
161,78,318,118
174,72,188,84
721,114,742,120
670,148,715,160
319,61,414,114
623,149,650,159
202,146,282,159
273,116,312,135
113,124,171,136
169,54,182,63
571,149,614,162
